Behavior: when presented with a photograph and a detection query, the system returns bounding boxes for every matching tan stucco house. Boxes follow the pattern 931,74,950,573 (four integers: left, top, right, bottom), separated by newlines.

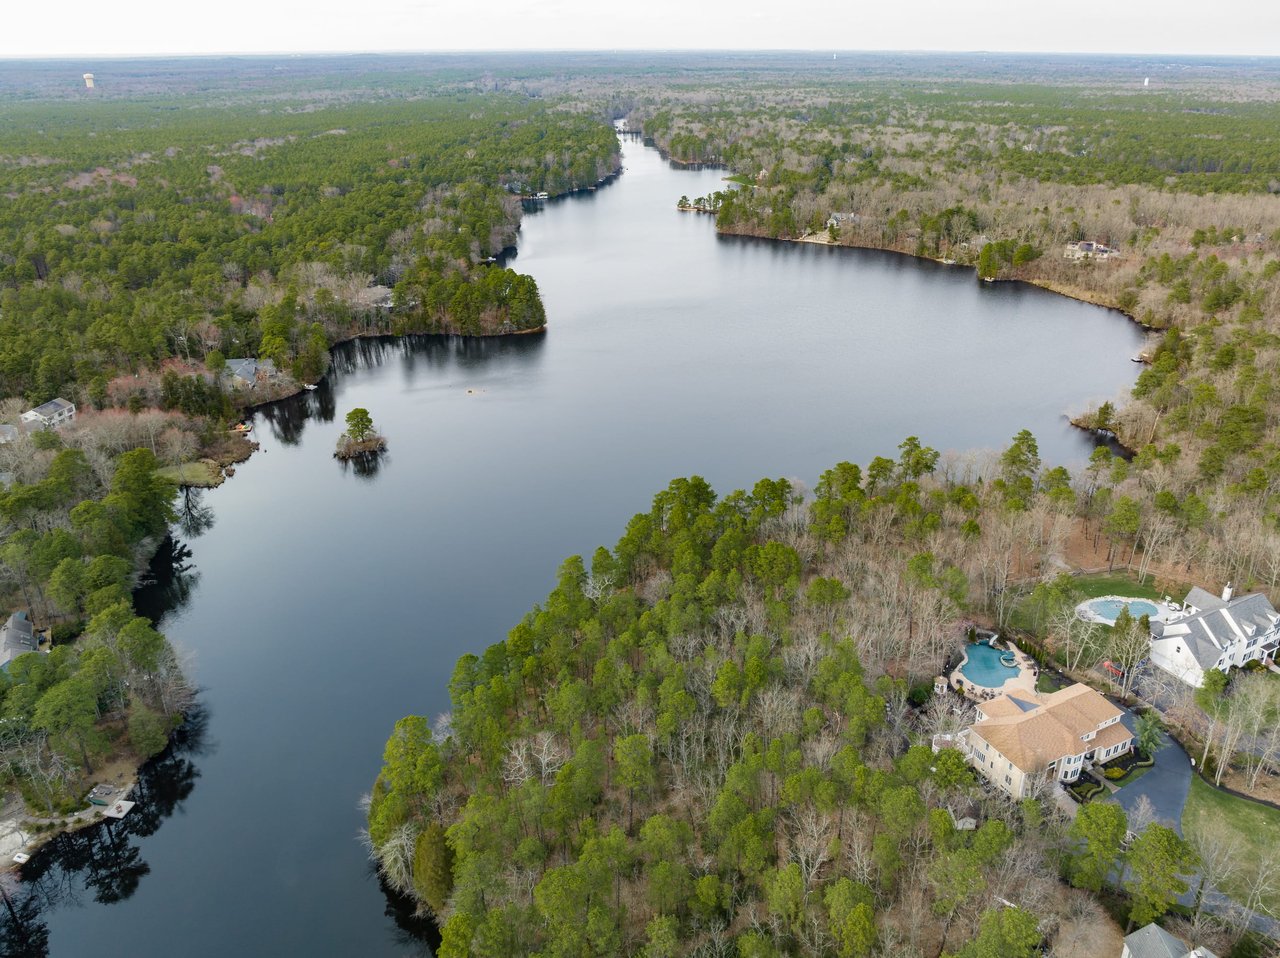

962,683,1134,798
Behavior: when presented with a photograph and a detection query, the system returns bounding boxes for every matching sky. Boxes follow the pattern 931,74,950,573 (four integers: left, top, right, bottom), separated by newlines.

3,0,1278,58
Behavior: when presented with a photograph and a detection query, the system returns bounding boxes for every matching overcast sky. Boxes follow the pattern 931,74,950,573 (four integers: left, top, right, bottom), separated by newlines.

4,0,1278,58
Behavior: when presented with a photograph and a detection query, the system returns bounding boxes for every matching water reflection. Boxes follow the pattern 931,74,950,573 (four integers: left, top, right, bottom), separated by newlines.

376,869,439,957
258,334,550,450
340,450,389,481
176,488,215,540
4,709,208,956
133,535,199,625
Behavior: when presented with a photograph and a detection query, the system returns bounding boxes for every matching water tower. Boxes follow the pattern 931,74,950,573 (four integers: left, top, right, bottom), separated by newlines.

83,73,95,89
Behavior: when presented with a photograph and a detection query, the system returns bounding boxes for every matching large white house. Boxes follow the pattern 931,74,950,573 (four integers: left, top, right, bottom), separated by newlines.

961,683,1134,798
1149,585,1280,688
20,397,75,429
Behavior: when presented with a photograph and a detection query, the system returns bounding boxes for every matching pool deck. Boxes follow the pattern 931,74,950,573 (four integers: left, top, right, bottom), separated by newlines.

1075,594,1175,627
948,641,1038,698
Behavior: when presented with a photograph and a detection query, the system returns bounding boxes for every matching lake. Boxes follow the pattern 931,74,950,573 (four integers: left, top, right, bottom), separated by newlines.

12,132,1145,955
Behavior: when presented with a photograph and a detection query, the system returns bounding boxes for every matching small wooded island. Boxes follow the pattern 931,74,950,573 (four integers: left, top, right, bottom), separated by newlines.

335,407,388,460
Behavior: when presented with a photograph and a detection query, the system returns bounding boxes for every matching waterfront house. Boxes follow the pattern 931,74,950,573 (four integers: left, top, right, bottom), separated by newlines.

1065,240,1117,260
0,611,37,670
19,398,76,429
961,683,1133,798
225,357,278,390
1149,585,1280,688
1121,921,1218,958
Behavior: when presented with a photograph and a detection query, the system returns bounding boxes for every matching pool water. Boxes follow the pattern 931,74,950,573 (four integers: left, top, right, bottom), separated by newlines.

1088,598,1159,623
959,642,1020,688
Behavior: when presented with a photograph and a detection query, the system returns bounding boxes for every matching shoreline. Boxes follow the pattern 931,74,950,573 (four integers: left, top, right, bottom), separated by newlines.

713,222,1160,344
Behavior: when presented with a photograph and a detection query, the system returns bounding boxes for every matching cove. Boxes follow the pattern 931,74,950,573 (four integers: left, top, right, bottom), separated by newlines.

12,133,1145,955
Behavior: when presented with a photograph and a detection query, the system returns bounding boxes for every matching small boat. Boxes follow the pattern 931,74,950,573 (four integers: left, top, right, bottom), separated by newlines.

1130,356,1145,363
12,853,29,864
303,383,318,391
232,422,253,433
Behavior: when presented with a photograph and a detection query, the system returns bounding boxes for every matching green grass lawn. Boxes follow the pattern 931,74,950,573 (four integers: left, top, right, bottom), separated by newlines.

155,460,223,488
1008,571,1177,637
1070,573,1171,602
1182,775,1280,915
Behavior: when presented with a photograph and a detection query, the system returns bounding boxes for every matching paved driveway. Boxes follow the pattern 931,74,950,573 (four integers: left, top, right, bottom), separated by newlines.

1111,723,1192,835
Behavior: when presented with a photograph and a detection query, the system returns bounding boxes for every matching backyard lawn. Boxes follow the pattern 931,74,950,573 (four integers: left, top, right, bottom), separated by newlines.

1070,573,1171,602
1183,776,1280,915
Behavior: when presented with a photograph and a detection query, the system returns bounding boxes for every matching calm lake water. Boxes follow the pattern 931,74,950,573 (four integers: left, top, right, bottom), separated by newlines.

13,133,1145,955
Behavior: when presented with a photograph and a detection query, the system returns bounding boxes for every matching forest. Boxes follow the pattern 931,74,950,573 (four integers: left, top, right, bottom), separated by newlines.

0,94,618,404
368,435,1280,958
0,432,192,815
0,73,618,822
358,54,1280,958
4,50,1280,955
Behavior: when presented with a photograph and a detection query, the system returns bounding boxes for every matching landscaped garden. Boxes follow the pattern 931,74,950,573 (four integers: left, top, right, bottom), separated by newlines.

1100,749,1155,784
1066,770,1106,803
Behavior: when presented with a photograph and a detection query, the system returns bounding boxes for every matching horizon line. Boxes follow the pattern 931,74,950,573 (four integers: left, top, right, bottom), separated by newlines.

3,47,1279,62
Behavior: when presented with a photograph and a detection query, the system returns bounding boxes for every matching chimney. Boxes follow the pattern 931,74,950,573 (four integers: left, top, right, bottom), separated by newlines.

1222,582,1234,602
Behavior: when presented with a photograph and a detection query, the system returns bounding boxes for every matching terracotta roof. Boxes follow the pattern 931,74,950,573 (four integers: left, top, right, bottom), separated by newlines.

968,683,1125,772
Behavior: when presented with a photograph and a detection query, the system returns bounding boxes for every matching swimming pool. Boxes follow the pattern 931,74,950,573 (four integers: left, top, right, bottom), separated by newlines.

1083,597,1159,625
958,642,1020,689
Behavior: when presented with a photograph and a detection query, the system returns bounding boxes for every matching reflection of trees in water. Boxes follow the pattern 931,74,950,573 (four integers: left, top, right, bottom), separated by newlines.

375,865,439,957
0,878,49,958
1,707,208,955
339,451,387,482
313,379,337,423
133,535,199,626
331,332,547,381
177,487,215,539
259,394,310,446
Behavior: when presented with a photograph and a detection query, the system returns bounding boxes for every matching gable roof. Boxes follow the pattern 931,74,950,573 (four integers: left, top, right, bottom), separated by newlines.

1159,591,1280,669
0,611,36,668
226,358,258,379
968,683,1126,772
1122,921,1218,958
1123,922,1188,958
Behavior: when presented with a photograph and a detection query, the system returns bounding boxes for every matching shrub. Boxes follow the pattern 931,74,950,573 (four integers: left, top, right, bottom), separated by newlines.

1104,767,1127,780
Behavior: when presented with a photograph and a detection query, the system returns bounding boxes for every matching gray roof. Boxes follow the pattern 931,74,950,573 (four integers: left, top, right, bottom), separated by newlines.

29,398,73,418
0,424,17,443
1184,586,1226,612
0,611,36,668
1159,590,1280,670
1122,923,1189,958
226,358,258,379
226,357,276,384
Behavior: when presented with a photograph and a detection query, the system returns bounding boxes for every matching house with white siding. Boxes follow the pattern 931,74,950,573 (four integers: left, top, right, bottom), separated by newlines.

1149,585,1280,688
961,683,1133,798
20,398,75,429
